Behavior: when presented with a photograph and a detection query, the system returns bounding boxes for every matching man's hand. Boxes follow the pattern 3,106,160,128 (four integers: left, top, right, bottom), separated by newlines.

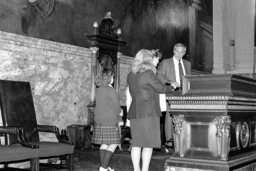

170,82,180,90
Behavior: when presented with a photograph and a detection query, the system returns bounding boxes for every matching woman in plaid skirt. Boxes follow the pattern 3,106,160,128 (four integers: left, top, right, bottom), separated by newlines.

92,69,123,171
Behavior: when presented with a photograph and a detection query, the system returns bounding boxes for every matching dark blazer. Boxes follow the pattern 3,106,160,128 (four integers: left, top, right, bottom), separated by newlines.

94,85,121,125
127,70,173,119
157,57,191,84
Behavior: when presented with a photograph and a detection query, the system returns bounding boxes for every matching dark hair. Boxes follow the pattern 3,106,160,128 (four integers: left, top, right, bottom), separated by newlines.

173,43,186,51
95,69,114,87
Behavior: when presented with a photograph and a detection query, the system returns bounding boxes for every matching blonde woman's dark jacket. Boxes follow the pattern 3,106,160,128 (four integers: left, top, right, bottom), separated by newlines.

127,70,173,119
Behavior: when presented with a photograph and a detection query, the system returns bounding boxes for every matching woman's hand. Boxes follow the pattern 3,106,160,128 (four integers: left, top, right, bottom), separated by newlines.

118,121,124,127
119,109,123,116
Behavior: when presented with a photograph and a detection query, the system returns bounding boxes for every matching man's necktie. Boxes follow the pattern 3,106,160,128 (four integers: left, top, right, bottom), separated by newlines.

178,60,184,87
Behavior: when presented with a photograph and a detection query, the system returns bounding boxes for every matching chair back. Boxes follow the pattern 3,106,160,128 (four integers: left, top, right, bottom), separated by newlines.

0,80,39,144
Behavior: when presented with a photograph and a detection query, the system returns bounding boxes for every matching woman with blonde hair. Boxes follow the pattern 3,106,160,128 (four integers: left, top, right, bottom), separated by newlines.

127,49,178,171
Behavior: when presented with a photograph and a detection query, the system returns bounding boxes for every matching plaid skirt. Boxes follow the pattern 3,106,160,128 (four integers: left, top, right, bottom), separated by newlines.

92,124,121,145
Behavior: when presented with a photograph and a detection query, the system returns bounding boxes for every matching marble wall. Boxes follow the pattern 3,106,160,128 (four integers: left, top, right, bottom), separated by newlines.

0,31,132,134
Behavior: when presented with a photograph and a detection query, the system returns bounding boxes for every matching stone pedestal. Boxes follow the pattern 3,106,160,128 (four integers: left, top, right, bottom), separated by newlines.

165,74,256,171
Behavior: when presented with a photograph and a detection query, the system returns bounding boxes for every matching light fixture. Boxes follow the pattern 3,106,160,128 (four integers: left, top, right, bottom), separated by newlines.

92,21,99,35
117,28,122,36
93,21,99,29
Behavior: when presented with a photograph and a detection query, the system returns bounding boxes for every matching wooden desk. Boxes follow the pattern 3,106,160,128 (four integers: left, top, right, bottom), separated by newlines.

165,74,256,171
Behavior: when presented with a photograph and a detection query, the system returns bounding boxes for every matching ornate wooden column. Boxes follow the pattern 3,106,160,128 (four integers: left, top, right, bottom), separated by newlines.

188,0,201,70
165,74,256,171
87,12,126,125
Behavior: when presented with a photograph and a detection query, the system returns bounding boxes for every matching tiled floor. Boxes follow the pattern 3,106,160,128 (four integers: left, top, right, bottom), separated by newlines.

71,147,172,171
2,147,172,171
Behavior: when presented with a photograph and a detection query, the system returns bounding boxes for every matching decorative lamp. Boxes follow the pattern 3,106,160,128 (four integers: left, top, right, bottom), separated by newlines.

93,21,99,35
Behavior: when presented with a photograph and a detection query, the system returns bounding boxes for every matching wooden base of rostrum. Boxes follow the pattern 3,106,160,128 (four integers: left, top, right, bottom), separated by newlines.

165,74,256,171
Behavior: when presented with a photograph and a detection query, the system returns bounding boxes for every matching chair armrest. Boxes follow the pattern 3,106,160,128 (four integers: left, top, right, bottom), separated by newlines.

37,125,72,144
37,124,61,139
0,126,39,149
0,126,21,135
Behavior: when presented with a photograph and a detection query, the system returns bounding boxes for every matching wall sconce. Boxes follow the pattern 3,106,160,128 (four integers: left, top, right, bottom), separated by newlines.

117,28,122,36
93,21,99,35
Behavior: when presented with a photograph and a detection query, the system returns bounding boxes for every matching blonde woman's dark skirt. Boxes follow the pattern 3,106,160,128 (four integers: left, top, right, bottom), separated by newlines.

130,116,161,148
92,124,121,145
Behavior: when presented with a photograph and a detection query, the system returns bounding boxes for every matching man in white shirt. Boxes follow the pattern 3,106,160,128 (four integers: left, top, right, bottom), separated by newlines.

157,43,191,151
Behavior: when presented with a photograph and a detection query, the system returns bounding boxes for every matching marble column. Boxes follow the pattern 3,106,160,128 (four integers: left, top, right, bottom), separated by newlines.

213,0,255,75
231,0,255,74
87,47,98,125
212,0,230,74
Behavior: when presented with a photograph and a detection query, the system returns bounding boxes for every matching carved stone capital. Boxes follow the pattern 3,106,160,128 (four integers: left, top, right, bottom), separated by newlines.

214,116,231,137
90,47,99,54
214,116,231,160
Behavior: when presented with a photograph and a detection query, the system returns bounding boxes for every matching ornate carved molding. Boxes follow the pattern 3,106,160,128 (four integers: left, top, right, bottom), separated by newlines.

173,115,185,157
167,95,256,111
214,116,231,160
239,122,250,148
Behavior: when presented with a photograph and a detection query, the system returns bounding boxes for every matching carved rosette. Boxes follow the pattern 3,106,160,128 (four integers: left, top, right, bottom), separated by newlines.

214,116,231,160
28,0,55,18
173,115,185,156
239,122,250,148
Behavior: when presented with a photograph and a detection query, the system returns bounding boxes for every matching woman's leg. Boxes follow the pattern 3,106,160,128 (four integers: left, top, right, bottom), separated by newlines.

141,147,153,171
131,146,142,171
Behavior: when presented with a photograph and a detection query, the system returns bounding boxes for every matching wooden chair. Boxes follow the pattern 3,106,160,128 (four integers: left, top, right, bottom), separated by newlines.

0,126,40,170
0,80,74,171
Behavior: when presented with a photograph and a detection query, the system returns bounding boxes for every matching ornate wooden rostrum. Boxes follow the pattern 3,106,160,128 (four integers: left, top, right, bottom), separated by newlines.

165,74,256,171
87,12,126,126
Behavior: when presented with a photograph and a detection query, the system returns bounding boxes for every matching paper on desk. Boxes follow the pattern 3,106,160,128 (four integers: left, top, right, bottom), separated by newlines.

126,87,131,127
159,94,166,112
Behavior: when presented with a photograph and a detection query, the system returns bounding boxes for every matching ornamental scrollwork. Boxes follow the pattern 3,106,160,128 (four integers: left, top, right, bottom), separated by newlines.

214,116,231,137
173,115,185,135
